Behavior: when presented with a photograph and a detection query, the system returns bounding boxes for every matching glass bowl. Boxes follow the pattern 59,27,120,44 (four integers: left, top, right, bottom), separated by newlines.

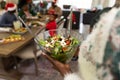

35,28,83,63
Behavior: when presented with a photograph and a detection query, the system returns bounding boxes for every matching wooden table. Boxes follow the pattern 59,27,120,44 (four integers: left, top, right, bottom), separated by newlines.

26,15,49,22
0,27,45,80
0,27,44,57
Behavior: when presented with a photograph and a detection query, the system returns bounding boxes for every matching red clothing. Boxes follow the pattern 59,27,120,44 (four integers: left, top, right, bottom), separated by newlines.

46,20,57,36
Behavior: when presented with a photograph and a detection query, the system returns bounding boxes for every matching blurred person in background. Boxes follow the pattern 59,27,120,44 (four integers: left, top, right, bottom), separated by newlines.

0,3,17,27
46,11,57,36
26,0,37,15
38,0,48,14
48,0,62,18
0,0,6,15
18,4,36,20
18,0,37,16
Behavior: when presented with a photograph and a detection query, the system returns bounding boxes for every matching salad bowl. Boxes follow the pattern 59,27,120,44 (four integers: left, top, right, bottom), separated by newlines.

35,28,83,63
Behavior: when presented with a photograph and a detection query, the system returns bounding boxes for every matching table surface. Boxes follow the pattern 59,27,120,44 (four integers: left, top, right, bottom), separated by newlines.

0,27,45,57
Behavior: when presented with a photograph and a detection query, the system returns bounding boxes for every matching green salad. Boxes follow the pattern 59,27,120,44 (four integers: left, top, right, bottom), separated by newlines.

39,35,80,63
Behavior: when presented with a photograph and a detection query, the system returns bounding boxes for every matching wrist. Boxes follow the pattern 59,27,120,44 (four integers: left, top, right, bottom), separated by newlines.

59,64,72,77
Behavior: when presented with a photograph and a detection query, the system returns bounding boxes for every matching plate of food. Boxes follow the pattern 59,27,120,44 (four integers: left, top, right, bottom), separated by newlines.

0,34,25,44
36,28,83,63
12,28,27,34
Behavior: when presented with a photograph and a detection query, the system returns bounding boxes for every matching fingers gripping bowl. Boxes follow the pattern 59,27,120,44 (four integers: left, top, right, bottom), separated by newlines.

35,28,83,63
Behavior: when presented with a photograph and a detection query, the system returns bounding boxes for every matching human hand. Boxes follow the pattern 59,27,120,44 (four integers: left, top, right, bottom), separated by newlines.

41,52,72,76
